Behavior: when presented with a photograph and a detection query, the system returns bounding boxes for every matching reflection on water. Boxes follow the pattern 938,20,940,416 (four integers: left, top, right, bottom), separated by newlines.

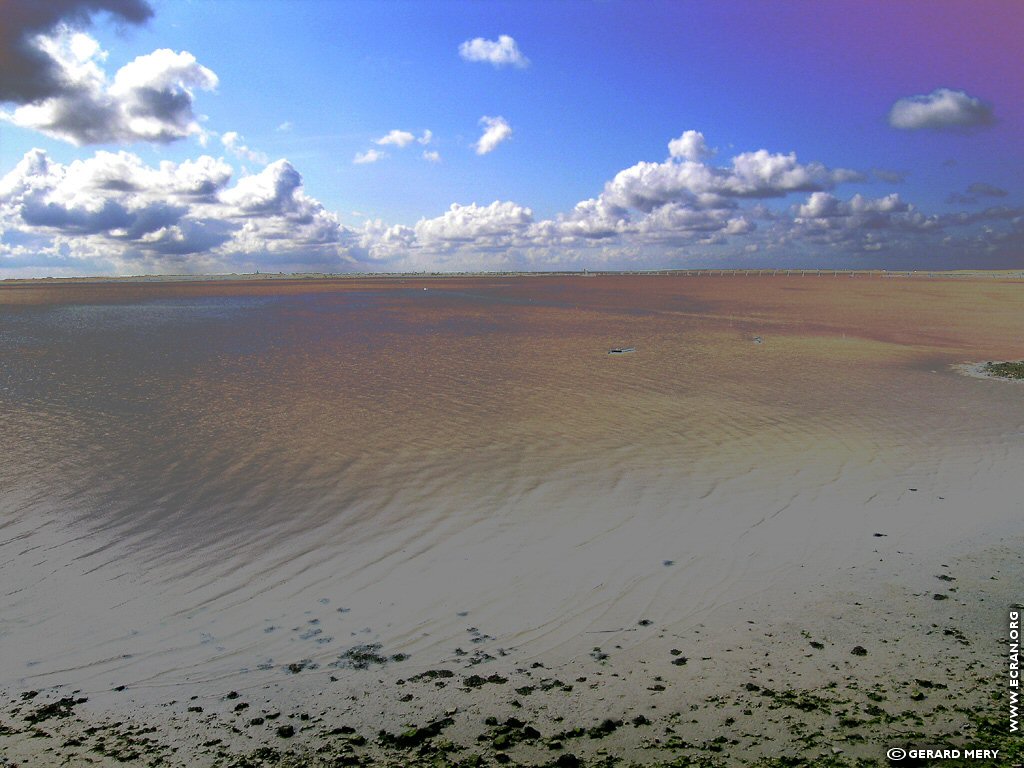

1,276,1022,692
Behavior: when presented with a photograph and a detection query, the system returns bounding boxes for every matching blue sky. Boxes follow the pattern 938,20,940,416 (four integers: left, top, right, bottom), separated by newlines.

0,0,1021,276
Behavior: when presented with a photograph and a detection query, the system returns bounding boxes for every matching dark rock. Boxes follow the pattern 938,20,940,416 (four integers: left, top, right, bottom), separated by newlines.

587,718,622,739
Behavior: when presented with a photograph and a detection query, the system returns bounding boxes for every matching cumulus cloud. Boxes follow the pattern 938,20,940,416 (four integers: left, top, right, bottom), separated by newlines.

0,148,351,274
668,130,712,161
355,202,537,272
5,127,1018,276
791,192,940,254
796,192,912,220
422,150,441,163
418,130,433,145
0,0,153,104
495,134,923,264
543,197,631,240
597,145,861,214
458,35,529,68
356,219,416,263
726,150,863,196
1,30,218,145
888,88,994,131
375,129,416,148
219,159,300,214
415,201,533,246
475,116,512,155
634,203,754,244
353,149,386,164
0,148,233,262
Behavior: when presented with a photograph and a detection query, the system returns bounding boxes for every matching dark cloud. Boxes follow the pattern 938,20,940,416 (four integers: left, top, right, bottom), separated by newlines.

0,0,153,104
967,182,1008,198
946,192,977,205
942,205,1024,226
945,182,1010,206
872,168,907,184
3,45,218,146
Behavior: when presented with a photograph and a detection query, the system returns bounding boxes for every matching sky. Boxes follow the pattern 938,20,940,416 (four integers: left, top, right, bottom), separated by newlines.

0,0,1021,277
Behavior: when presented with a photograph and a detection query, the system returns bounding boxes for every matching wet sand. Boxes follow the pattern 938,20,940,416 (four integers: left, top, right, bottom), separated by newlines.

1,273,1022,767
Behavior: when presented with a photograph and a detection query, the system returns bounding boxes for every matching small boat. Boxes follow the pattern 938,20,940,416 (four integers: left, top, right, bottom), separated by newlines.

608,346,636,355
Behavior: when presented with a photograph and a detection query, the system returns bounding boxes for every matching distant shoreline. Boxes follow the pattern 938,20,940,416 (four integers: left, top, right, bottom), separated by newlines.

3,268,1024,286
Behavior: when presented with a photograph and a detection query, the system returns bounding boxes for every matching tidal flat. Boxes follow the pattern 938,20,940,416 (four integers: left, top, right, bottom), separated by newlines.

1,273,1022,767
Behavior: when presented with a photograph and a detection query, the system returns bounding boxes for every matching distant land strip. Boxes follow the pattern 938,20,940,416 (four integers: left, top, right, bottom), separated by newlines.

4,268,1024,285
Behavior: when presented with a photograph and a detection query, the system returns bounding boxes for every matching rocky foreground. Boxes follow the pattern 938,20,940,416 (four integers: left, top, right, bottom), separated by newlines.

3,544,1021,768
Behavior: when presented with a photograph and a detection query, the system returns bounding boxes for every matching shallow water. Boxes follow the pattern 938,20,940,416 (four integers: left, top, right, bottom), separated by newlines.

2,275,1022,696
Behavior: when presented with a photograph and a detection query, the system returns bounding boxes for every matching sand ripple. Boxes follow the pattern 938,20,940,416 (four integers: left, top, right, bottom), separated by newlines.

2,276,1023,697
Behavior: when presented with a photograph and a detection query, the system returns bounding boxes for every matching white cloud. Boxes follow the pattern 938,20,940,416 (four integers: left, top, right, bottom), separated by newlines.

796,191,843,219
725,150,862,196
545,197,631,240
0,148,352,274
888,88,994,131
415,201,533,246
276,121,293,132
422,150,441,163
418,129,433,145
458,35,529,68
220,131,268,165
353,148,386,164
219,159,299,214
375,129,416,147
791,192,939,249
668,130,712,161
4,128,1017,277
598,142,862,214
475,115,512,155
358,218,417,262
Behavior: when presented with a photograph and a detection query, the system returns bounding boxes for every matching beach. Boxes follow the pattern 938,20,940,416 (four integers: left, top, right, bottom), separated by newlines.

1,273,1022,767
